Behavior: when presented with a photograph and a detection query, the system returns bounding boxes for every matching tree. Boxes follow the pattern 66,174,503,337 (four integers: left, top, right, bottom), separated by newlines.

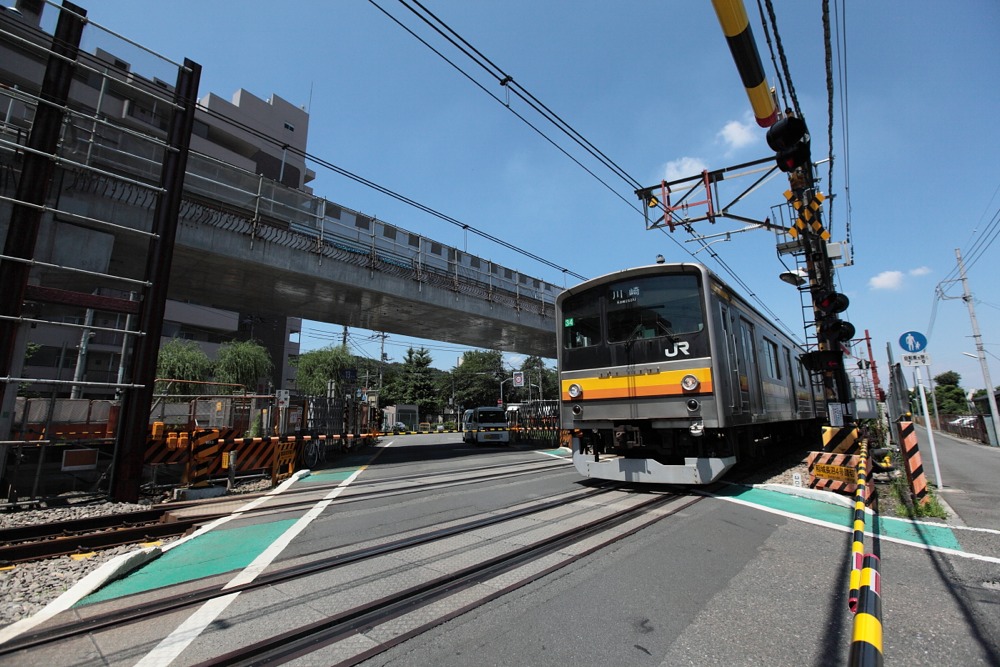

215,340,273,393
518,355,558,402
399,347,437,420
932,370,970,415
452,350,504,410
155,339,213,395
294,345,353,396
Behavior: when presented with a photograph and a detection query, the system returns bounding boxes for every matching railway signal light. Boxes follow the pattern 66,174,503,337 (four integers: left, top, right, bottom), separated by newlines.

766,115,811,173
824,319,856,343
801,349,844,373
814,290,849,316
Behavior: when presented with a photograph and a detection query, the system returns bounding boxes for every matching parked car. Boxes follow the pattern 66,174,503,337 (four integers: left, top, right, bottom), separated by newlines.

948,416,977,427
390,421,407,433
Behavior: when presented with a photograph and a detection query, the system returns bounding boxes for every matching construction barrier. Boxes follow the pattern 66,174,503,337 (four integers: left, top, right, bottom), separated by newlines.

847,442,869,612
271,438,297,486
188,429,222,487
848,554,884,667
144,429,374,488
896,421,929,505
822,424,860,454
806,451,861,496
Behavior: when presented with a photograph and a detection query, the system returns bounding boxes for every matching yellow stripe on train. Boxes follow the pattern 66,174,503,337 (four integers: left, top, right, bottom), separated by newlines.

561,368,713,401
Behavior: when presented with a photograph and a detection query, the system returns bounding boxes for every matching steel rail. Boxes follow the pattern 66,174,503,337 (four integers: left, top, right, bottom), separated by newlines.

199,492,699,666
0,485,625,655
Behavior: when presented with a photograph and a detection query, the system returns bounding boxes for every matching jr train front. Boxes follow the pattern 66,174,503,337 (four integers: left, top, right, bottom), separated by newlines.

556,262,817,485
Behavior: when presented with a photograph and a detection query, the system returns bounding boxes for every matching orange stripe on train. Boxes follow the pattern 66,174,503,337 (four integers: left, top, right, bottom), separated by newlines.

562,368,712,401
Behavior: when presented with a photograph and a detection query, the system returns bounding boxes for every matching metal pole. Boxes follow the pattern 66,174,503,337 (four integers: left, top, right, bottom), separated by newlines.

70,308,93,399
916,365,944,489
112,58,202,502
956,248,1000,446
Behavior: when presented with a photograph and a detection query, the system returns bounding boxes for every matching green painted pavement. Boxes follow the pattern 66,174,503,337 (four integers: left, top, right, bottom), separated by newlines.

78,518,297,606
716,484,962,551
298,468,360,484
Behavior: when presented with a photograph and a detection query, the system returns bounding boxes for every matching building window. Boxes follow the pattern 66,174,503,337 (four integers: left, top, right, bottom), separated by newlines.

283,122,295,132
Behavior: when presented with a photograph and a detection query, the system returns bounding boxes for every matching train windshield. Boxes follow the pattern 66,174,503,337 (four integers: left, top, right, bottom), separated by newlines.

562,273,703,348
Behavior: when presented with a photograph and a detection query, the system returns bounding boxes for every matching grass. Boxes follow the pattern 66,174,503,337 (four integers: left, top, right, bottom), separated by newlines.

889,473,948,520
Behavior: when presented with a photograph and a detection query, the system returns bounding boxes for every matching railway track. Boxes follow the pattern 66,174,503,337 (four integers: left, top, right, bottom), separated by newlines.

0,508,201,565
0,485,699,665
0,456,573,565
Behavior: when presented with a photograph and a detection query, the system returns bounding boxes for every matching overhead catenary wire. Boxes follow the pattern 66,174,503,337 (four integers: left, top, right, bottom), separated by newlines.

370,0,805,335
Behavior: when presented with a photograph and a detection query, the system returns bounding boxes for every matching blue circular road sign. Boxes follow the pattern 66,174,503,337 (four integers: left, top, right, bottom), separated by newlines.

899,331,927,353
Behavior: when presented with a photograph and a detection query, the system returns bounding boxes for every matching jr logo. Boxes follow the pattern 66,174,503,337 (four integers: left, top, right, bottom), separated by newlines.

664,342,690,358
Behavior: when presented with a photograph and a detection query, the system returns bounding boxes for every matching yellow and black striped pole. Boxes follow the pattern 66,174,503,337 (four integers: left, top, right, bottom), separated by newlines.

847,442,869,611
711,0,778,127
849,554,884,667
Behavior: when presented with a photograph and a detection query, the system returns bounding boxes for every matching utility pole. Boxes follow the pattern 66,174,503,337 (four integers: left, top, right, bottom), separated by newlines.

375,332,388,390
955,249,1000,445
767,113,855,426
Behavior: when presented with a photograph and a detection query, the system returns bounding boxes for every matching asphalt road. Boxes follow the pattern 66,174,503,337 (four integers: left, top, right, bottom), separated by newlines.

362,435,1000,666
4,434,997,666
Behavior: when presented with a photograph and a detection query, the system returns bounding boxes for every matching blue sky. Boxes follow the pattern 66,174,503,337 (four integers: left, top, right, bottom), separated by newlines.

69,1,1000,393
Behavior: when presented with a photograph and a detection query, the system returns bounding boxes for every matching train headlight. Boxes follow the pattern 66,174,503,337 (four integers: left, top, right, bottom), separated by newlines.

568,383,583,399
680,374,700,391
686,399,700,412
571,404,583,416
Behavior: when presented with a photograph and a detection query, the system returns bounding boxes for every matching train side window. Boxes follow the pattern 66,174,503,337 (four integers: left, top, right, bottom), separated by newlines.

783,347,794,385
762,339,780,379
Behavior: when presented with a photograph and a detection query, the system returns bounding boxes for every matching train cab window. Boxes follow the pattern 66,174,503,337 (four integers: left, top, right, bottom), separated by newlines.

561,293,601,349
606,274,702,342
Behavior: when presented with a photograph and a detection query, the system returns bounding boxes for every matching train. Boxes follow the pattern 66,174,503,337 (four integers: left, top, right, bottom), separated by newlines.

557,262,822,484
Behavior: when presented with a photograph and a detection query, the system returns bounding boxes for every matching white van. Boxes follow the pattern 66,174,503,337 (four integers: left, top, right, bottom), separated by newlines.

462,406,510,444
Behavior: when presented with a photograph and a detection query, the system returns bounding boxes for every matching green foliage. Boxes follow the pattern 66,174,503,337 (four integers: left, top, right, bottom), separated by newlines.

890,474,947,519
926,369,970,415
293,345,353,396
933,370,961,387
517,355,558,402
399,347,438,419
215,339,273,393
156,338,213,394
452,350,504,409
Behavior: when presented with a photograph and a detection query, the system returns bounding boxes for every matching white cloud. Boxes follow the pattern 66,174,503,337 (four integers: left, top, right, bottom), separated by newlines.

869,270,905,290
661,156,708,182
909,266,931,276
717,119,756,151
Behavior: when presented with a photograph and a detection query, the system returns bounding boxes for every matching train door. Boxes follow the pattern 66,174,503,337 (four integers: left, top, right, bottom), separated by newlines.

783,346,797,415
719,303,741,414
737,317,763,416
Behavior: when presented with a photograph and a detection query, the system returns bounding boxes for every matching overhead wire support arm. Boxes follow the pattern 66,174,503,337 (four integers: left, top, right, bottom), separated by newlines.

636,155,780,231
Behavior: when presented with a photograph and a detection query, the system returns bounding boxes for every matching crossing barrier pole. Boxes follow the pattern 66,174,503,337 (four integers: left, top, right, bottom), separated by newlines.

847,441,869,612
848,554,884,667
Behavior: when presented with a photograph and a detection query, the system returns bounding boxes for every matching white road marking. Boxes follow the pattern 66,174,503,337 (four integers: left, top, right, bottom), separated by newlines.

133,443,393,666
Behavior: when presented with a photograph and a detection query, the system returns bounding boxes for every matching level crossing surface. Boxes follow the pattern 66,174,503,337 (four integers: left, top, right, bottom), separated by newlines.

1,433,997,666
